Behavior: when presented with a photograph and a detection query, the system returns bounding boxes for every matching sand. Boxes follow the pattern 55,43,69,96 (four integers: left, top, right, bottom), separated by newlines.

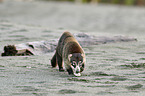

0,0,145,96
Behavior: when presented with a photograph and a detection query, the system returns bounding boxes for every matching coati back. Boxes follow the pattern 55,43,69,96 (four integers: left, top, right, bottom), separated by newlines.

51,32,86,76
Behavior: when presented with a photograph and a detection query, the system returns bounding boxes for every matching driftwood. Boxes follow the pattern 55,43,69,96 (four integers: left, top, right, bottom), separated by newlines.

1,33,137,56
1,45,33,56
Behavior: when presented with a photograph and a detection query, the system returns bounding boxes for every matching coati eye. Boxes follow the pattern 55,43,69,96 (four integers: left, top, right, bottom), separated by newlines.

72,63,75,66
72,61,76,65
72,61,76,67
79,61,83,66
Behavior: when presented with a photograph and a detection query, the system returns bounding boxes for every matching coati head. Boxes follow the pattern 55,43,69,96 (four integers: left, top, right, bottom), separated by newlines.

68,53,85,76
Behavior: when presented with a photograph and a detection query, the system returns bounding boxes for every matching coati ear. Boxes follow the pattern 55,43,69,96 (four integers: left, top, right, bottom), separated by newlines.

81,54,86,63
81,54,85,58
68,54,72,61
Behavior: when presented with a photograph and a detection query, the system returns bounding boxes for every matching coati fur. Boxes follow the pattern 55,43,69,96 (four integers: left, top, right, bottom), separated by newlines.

51,32,86,76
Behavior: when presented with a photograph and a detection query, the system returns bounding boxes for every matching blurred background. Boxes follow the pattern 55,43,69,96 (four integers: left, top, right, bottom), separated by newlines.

1,0,145,6
0,0,145,39
40,0,145,6
0,0,145,41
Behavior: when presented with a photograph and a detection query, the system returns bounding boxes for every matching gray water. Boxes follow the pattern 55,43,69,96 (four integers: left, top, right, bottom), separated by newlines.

0,0,145,96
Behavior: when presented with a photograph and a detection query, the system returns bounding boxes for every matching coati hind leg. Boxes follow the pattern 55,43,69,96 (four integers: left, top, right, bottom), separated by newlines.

56,52,64,72
51,52,57,67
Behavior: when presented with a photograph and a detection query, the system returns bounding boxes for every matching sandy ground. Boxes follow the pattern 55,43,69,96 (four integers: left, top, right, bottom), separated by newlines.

0,0,145,96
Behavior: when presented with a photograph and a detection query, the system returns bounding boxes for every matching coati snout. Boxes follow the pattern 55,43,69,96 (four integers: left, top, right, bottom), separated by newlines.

51,32,86,76
68,53,85,76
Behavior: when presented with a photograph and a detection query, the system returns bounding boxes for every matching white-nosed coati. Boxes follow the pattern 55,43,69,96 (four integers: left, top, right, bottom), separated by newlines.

51,32,86,76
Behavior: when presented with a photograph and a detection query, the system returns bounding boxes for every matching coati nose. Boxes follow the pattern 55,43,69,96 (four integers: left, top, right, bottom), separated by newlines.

76,71,79,73
76,70,80,73
75,65,80,73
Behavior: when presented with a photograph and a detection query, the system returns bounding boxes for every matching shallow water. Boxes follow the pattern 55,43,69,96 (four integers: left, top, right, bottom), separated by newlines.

0,0,145,96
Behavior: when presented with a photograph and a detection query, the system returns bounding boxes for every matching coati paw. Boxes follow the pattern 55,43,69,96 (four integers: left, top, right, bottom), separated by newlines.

67,68,73,75
59,68,65,72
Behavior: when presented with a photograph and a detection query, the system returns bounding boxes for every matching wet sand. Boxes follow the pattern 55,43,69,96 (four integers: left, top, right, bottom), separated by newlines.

0,0,145,96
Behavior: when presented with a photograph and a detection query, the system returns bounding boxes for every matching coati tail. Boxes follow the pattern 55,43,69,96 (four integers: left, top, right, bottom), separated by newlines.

51,52,57,67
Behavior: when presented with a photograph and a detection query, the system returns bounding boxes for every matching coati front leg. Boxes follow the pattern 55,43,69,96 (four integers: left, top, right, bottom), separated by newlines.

56,52,64,72
67,67,73,75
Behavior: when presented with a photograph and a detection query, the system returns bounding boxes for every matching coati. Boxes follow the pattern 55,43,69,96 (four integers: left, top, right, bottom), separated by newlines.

51,32,86,76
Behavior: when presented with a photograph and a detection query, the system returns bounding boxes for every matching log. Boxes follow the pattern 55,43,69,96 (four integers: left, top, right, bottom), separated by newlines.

1,33,137,56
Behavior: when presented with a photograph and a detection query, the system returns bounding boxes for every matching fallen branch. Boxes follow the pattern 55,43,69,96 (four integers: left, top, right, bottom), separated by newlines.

1,33,137,56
